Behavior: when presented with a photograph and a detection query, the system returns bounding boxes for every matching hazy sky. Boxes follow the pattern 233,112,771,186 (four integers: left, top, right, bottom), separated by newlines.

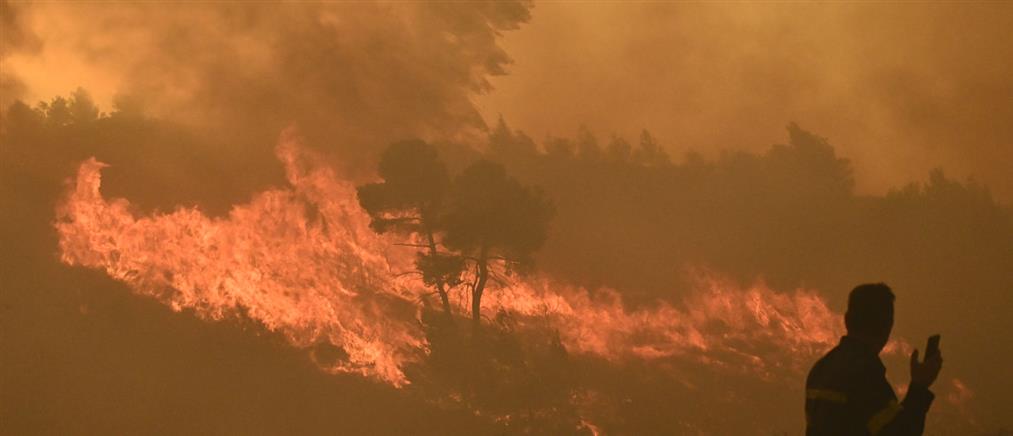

476,3,1013,202
1,2,529,174
3,2,1012,200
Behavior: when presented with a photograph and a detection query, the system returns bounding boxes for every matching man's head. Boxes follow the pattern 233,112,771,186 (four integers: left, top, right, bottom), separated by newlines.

845,283,895,352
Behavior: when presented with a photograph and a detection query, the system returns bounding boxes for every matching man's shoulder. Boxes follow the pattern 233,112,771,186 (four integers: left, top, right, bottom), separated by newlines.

807,344,879,389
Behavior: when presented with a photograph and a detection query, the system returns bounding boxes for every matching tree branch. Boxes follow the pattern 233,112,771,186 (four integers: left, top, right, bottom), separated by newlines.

394,243,431,248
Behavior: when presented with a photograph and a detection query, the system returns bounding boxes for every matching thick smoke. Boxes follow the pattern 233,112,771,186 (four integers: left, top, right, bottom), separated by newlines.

4,2,530,179
0,1,41,112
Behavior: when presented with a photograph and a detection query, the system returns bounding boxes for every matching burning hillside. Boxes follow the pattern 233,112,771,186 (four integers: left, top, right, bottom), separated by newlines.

54,131,838,382
5,2,1012,433
51,130,980,433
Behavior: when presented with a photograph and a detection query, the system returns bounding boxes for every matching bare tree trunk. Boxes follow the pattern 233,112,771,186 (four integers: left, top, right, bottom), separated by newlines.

471,246,489,330
423,226,453,317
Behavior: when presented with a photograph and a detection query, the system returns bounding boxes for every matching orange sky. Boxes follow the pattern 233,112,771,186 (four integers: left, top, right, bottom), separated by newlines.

476,3,1013,201
4,2,1013,201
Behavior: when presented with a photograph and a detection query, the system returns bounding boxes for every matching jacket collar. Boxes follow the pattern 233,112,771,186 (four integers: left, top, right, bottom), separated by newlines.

839,335,885,362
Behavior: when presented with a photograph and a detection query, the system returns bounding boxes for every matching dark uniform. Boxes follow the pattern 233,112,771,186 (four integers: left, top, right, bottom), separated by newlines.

805,336,935,435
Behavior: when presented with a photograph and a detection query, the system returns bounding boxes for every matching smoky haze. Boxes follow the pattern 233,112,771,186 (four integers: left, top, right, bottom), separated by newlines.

478,3,1013,203
2,1,530,191
2,1,1012,435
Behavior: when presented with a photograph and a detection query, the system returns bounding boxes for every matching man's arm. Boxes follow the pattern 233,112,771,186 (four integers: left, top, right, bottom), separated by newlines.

871,384,935,436
872,349,942,436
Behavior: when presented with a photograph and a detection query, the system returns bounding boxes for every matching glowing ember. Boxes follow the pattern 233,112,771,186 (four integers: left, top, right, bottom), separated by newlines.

53,131,888,387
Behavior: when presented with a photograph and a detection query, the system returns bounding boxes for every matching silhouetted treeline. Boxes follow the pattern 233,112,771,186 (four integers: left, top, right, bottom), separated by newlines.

480,117,1011,314
1,89,286,225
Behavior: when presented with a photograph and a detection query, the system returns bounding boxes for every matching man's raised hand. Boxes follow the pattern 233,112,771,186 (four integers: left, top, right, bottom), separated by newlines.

910,348,943,389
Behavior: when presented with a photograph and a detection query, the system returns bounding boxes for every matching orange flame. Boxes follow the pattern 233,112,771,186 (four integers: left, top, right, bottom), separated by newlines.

56,130,424,385
484,273,844,379
52,131,882,387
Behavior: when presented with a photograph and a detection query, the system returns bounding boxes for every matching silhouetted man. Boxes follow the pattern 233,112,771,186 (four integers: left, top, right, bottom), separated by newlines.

805,283,943,435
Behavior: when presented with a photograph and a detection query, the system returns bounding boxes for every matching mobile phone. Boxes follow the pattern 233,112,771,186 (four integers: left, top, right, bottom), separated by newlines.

925,334,941,359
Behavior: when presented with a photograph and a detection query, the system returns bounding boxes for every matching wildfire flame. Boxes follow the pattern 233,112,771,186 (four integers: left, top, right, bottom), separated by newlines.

53,130,878,387
56,132,425,384
486,274,845,379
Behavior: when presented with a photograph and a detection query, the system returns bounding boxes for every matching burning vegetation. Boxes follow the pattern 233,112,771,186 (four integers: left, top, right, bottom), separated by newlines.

3,1,1013,434
29,105,1003,432
52,127,859,431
